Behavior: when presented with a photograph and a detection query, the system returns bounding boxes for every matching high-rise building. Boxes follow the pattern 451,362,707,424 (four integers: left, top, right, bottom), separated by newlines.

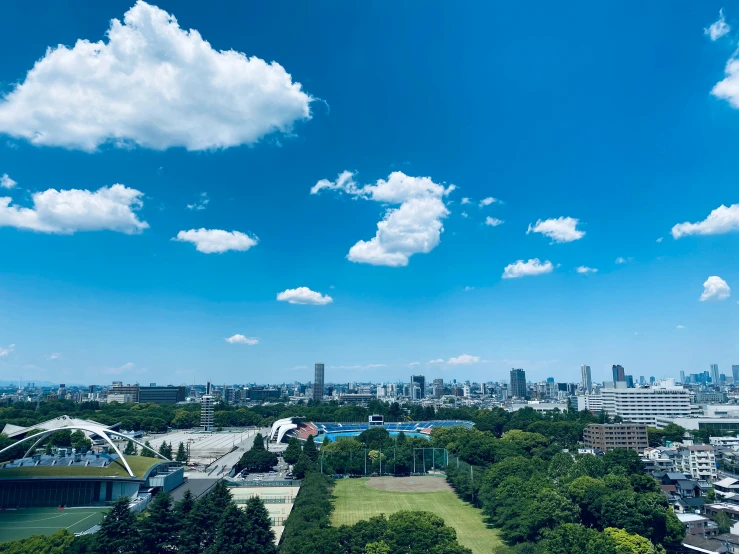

680,371,685,384
733,365,739,384
625,375,634,388
510,368,527,398
711,364,720,384
580,365,592,392
201,395,214,431
411,375,426,398
313,363,325,401
612,365,625,382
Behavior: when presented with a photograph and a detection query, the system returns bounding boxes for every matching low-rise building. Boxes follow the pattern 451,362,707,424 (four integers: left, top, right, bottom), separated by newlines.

582,423,649,454
678,445,718,482
677,513,719,538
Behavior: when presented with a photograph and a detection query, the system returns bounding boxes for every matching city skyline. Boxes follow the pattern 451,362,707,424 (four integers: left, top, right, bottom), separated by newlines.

2,2,739,385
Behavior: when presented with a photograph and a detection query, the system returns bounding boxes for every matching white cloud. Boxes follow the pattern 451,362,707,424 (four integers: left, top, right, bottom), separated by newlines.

313,171,455,267
187,192,209,211
671,204,739,238
676,325,686,329
502,258,554,279
48,352,61,360
428,358,444,364
0,184,148,234
0,344,15,357
464,286,474,291
706,9,731,41
576,266,598,274
656,237,663,243
485,217,504,227
461,211,469,218
615,257,632,264
461,197,470,205
527,217,585,243
700,276,731,301
0,174,16,189
408,361,421,367
479,197,498,207
174,228,257,253
225,334,258,345
447,354,480,364
277,287,333,305
106,361,141,375
0,1,312,151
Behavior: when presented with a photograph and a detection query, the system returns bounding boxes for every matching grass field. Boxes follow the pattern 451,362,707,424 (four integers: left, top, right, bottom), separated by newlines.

0,507,109,542
331,477,502,554
0,456,163,479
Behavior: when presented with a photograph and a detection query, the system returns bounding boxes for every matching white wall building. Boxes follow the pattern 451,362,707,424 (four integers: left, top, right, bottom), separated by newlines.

599,384,691,426
577,394,604,412
678,444,718,481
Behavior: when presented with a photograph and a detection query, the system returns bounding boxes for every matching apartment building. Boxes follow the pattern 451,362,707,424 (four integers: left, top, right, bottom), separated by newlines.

600,384,691,426
576,393,604,412
583,423,649,454
678,445,718,482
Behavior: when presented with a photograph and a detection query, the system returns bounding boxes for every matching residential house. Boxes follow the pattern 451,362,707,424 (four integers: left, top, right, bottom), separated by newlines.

677,513,719,538
714,478,739,500
679,445,719,482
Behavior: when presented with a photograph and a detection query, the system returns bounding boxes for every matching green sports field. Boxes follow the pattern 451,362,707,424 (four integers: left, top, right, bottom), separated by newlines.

0,507,108,543
331,477,502,554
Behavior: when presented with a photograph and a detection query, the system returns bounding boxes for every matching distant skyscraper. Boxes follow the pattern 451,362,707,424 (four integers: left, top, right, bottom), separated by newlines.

580,365,592,392
680,371,685,384
510,368,527,398
649,376,655,384
733,365,739,384
612,365,625,382
546,377,555,383
710,364,720,384
625,375,634,388
639,376,646,385
313,363,325,401
411,375,426,398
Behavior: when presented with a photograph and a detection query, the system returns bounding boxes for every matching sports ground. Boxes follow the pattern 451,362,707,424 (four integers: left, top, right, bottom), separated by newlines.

331,477,502,554
0,507,108,542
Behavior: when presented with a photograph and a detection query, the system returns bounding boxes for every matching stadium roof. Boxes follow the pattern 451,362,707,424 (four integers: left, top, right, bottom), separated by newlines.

2,415,113,439
0,455,164,479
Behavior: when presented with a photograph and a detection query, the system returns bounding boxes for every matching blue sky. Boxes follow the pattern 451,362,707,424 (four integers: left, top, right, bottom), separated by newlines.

0,1,738,386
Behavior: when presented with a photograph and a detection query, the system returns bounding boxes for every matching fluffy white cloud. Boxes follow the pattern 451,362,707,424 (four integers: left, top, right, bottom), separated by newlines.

712,49,739,107
408,361,420,367
615,257,630,264
479,197,498,207
313,171,455,267
0,1,312,151
174,228,257,253
187,192,209,211
527,217,585,243
0,174,16,189
447,354,480,364
464,286,474,291
656,237,663,243
485,217,504,227
461,211,469,218
48,352,61,360
277,287,333,305
671,204,739,238
0,344,15,357
576,266,598,274
706,9,731,41
676,325,686,329
225,334,258,345
0,184,148,234
461,197,471,205
428,358,444,364
502,258,554,279
700,276,731,301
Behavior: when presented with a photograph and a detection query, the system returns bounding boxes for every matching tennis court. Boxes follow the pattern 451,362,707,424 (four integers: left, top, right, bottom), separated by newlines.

0,507,108,542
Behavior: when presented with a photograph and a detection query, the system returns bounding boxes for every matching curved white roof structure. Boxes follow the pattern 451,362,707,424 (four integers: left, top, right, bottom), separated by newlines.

0,424,168,477
270,417,295,441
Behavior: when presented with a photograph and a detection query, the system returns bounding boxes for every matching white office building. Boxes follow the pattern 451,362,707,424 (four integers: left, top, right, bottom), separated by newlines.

577,393,604,412
600,383,691,426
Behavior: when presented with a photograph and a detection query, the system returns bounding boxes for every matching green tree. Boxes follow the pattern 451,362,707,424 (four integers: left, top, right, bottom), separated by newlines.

174,489,196,518
0,530,75,554
138,492,178,554
715,510,732,534
123,440,137,455
284,437,302,465
603,527,665,554
141,441,156,458
175,441,187,463
244,496,277,554
205,503,253,554
293,453,313,479
365,541,391,554
70,430,92,451
303,435,319,461
94,496,141,554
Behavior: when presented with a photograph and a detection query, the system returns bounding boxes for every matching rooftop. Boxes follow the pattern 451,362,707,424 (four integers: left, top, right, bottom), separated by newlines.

0,455,163,479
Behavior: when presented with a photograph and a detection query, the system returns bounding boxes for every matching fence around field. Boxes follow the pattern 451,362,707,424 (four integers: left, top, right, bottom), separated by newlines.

317,447,450,477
